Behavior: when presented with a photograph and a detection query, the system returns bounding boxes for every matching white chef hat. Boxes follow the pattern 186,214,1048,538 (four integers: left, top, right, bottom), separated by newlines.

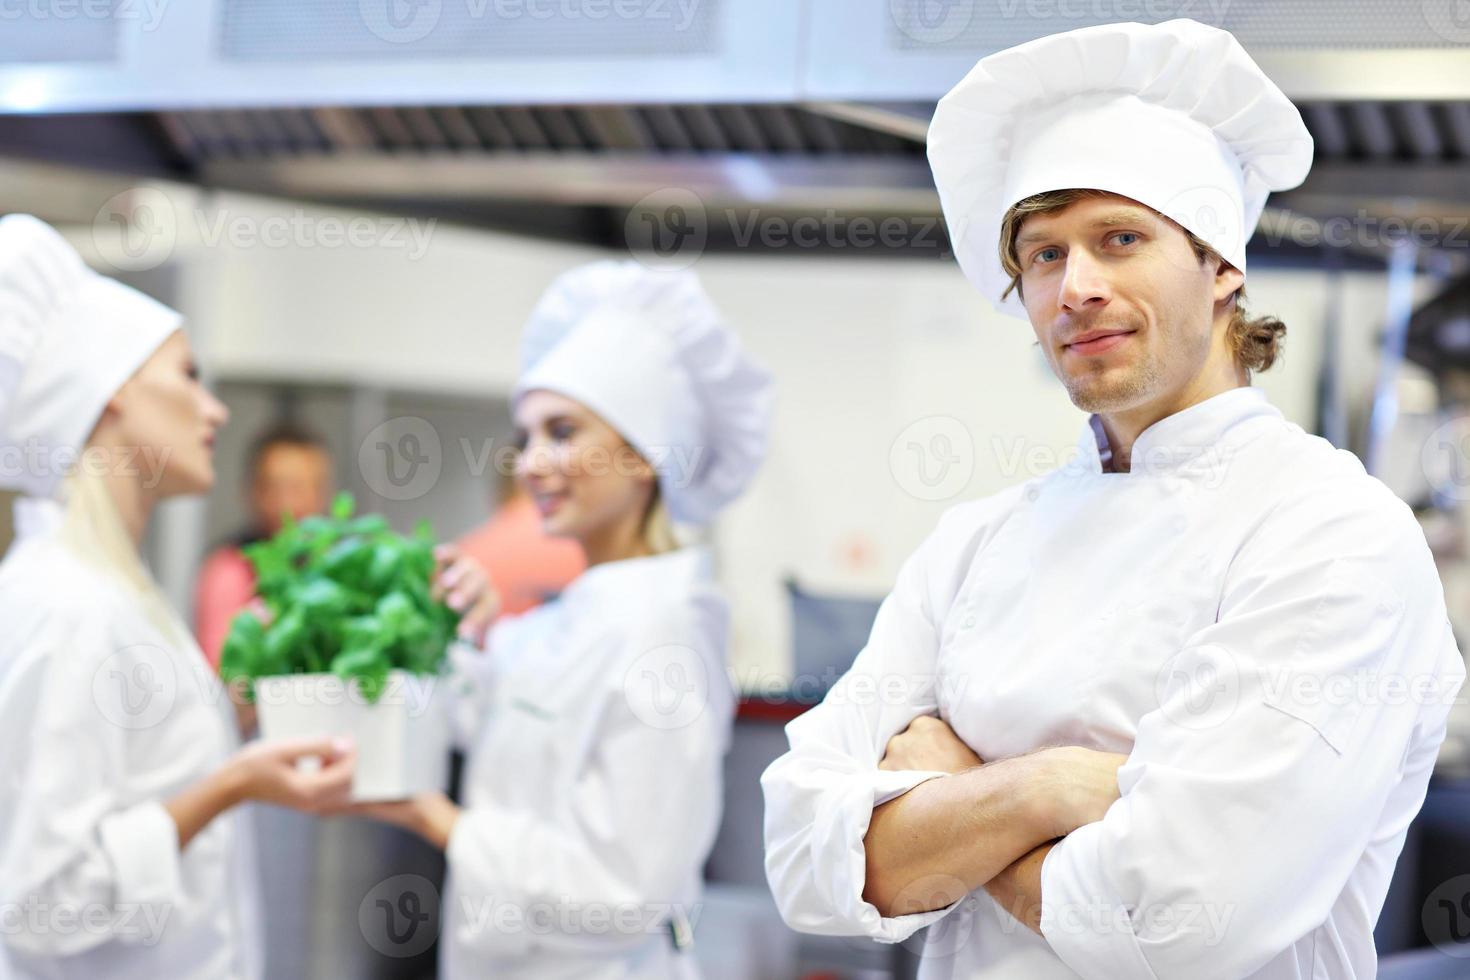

0,214,182,498
928,18,1315,319
512,260,773,526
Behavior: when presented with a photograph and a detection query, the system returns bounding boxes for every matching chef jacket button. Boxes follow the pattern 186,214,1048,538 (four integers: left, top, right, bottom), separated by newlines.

964,616,976,628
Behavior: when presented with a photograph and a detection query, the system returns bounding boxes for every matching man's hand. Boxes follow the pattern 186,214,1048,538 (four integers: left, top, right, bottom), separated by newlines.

879,715,984,774
863,731,1129,925
1032,745,1129,838
973,745,1131,936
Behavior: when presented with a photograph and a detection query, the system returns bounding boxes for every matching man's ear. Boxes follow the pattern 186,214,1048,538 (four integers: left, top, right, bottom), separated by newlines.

1214,261,1245,305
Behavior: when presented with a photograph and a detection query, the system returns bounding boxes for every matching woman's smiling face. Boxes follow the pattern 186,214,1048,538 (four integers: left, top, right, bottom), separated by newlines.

512,389,655,542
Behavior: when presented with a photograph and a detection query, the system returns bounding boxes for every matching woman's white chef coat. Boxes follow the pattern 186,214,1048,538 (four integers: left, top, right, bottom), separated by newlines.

762,386,1467,980
0,498,262,980
444,545,734,979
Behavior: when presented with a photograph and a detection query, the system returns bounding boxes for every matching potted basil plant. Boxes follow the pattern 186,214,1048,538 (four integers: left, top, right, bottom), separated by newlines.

220,492,461,800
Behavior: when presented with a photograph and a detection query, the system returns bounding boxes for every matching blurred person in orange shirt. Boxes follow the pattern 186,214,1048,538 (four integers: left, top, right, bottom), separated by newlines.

193,421,333,669
456,459,585,618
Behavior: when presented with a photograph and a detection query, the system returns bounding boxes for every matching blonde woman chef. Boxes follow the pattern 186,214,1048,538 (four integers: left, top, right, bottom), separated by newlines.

0,215,491,980
349,261,773,979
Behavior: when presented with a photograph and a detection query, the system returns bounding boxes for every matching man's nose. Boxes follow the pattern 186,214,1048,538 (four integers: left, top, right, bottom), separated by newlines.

1058,250,1112,313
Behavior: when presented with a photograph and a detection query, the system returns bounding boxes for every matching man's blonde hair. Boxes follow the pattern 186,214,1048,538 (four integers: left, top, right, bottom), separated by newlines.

997,188,1286,373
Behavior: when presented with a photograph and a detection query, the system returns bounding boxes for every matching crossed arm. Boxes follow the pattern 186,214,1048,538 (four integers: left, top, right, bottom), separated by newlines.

862,715,1126,934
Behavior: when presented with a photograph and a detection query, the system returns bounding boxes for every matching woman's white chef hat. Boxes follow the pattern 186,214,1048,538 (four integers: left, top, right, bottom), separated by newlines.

512,260,774,526
0,214,182,498
927,18,1315,319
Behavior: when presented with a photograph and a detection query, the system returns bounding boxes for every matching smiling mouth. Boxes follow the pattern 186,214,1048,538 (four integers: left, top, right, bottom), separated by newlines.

534,493,567,516
1065,331,1135,356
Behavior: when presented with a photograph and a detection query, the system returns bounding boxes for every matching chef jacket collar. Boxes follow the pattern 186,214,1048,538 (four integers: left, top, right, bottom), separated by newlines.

556,544,713,611
12,495,63,539
1075,386,1280,476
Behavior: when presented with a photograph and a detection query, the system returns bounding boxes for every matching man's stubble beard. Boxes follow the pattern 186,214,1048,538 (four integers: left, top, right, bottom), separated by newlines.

1060,348,1162,414
1060,318,1213,415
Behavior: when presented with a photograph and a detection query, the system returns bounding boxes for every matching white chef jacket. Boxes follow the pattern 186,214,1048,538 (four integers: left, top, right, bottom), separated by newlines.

0,498,262,980
762,386,1466,980
443,545,734,979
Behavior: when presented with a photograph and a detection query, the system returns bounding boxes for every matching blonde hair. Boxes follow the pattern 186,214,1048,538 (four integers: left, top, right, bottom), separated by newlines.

998,188,1286,373
640,484,679,555
59,468,191,649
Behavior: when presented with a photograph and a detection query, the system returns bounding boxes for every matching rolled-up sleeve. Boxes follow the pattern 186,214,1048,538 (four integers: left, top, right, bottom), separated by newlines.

762,501,999,942
1039,485,1466,978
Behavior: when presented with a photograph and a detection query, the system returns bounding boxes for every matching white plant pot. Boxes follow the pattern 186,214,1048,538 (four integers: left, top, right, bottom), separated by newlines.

254,670,449,802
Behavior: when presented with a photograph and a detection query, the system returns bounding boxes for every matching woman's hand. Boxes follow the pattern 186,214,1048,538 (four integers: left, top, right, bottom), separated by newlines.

329,791,462,851
168,735,357,849
227,735,357,814
879,715,984,774
432,544,500,647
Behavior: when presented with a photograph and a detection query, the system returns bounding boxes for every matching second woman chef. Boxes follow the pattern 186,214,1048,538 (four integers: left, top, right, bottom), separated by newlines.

348,260,773,979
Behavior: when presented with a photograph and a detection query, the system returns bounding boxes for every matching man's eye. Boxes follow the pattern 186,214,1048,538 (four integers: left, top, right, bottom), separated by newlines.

1034,247,1061,264
550,424,576,441
1111,232,1141,246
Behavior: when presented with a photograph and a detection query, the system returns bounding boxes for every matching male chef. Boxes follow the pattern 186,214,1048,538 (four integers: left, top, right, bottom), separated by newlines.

761,18,1466,979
